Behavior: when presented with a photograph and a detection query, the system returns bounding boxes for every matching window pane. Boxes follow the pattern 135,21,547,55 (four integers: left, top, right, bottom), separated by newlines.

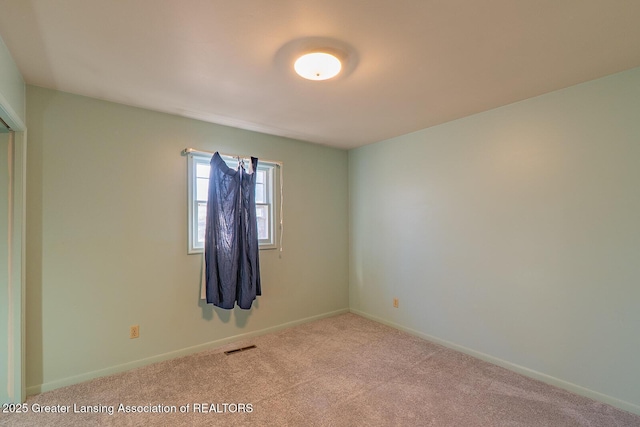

196,178,209,201
255,183,265,203
256,204,269,240
196,163,210,179
197,202,207,244
256,170,265,184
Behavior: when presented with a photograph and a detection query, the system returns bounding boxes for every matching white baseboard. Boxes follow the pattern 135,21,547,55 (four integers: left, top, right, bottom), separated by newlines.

349,308,640,416
27,308,349,396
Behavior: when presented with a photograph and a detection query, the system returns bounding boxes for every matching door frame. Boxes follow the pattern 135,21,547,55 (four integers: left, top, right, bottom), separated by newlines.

1,97,26,403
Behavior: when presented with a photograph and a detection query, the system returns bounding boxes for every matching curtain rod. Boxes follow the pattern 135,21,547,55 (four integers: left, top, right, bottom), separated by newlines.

182,148,283,167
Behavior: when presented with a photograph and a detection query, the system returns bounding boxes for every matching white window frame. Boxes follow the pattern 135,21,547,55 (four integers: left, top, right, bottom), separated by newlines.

187,152,278,254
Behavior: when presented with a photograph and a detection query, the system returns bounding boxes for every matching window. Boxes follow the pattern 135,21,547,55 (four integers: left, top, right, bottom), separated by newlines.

187,153,278,253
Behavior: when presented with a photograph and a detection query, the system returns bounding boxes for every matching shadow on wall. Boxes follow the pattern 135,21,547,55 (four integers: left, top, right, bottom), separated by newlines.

198,298,256,328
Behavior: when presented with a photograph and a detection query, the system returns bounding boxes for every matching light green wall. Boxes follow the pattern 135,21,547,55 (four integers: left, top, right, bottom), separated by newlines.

349,67,640,413
26,86,349,393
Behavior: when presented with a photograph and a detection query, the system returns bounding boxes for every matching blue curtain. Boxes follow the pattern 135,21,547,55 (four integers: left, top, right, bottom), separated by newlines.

204,152,261,309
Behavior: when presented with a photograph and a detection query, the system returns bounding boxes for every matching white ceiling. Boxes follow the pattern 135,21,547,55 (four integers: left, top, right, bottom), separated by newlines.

1,1,640,149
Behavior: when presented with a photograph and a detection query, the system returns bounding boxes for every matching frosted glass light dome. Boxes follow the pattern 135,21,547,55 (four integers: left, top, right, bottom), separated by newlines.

294,52,342,81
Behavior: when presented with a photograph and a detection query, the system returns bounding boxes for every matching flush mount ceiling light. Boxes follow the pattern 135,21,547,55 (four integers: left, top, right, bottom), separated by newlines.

276,37,358,82
294,52,342,81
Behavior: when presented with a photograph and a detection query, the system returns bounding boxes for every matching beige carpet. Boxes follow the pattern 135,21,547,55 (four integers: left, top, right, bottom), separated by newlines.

2,313,639,426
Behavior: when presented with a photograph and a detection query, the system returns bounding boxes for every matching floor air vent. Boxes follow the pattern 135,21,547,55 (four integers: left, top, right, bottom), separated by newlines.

224,345,257,355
